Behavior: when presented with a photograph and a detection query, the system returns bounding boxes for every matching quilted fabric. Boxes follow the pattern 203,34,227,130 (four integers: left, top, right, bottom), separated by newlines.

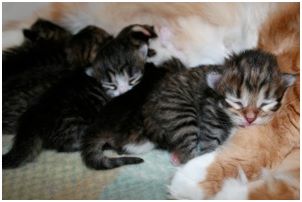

2,135,176,199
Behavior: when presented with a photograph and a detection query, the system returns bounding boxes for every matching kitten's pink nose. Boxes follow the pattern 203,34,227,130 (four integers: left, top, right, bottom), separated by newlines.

244,111,257,124
245,117,256,124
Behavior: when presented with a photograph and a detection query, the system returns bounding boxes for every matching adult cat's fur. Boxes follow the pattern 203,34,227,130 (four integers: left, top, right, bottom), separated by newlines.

3,20,111,134
3,3,282,66
169,3,299,199
3,24,156,169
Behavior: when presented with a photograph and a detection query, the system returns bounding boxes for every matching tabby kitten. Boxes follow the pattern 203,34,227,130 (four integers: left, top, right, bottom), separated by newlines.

3,20,111,134
3,24,156,168
143,49,296,164
82,59,185,170
81,49,295,170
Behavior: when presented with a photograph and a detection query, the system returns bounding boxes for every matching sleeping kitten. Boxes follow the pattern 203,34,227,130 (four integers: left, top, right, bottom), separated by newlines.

81,49,295,170
143,49,296,164
3,24,156,168
3,19,72,82
82,59,185,170
3,20,111,134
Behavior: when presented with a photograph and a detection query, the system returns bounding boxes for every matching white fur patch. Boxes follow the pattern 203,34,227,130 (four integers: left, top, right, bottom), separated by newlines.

261,101,278,112
211,168,248,199
168,151,218,199
225,98,242,110
85,67,94,77
123,141,155,154
114,74,131,96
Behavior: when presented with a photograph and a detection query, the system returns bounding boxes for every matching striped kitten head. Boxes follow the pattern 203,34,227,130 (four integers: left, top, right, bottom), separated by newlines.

87,24,157,97
207,50,296,127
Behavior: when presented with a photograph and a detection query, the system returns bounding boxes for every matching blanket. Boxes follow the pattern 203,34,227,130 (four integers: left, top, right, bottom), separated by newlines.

3,135,176,199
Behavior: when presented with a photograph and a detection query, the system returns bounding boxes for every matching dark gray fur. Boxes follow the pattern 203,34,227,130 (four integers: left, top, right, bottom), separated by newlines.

3,24,156,169
3,19,111,134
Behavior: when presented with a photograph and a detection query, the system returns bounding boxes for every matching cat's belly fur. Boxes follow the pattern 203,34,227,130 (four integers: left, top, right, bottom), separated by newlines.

3,3,279,66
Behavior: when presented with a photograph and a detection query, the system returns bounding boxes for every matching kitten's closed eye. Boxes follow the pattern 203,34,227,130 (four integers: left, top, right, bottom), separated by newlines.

225,95,243,109
129,74,142,86
260,100,278,112
102,82,117,90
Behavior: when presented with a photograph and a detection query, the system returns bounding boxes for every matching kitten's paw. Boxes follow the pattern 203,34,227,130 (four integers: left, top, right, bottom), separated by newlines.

168,151,218,199
170,152,181,166
211,168,248,200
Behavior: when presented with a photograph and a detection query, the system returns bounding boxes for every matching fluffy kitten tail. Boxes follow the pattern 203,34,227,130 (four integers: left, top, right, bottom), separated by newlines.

3,135,43,169
82,140,144,170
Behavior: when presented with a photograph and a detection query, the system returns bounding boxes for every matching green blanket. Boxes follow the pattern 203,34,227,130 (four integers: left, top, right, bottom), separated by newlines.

2,135,177,199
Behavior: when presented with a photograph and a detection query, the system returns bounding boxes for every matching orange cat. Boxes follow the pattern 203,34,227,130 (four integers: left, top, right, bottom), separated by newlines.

169,3,299,199
3,3,279,67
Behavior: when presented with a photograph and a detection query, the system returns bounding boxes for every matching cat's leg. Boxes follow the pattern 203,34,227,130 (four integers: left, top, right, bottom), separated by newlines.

212,148,299,200
169,125,297,199
3,133,43,168
169,147,259,199
246,148,299,200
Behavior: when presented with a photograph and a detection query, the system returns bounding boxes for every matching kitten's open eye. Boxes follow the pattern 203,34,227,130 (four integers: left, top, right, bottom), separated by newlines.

102,82,117,90
129,74,142,86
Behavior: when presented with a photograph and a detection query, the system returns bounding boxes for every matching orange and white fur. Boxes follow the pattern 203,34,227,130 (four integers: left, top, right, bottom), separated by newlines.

3,2,299,199
3,3,278,67
169,3,300,199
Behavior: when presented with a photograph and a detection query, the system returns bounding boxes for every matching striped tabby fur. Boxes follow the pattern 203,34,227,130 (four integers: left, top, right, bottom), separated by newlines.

82,49,295,170
143,49,295,164
81,59,185,170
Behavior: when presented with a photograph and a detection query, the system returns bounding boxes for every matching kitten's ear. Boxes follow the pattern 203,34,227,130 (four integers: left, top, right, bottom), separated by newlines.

282,73,296,87
85,67,95,77
130,25,157,42
131,25,157,59
206,72,222,89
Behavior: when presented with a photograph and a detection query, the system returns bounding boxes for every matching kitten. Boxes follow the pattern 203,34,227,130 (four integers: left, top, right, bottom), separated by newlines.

169,4,300,199
3,20,111,134
81,59,185,170
2,24,156,169
3,19,72,82
81,49,295,170
143,49,296,164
